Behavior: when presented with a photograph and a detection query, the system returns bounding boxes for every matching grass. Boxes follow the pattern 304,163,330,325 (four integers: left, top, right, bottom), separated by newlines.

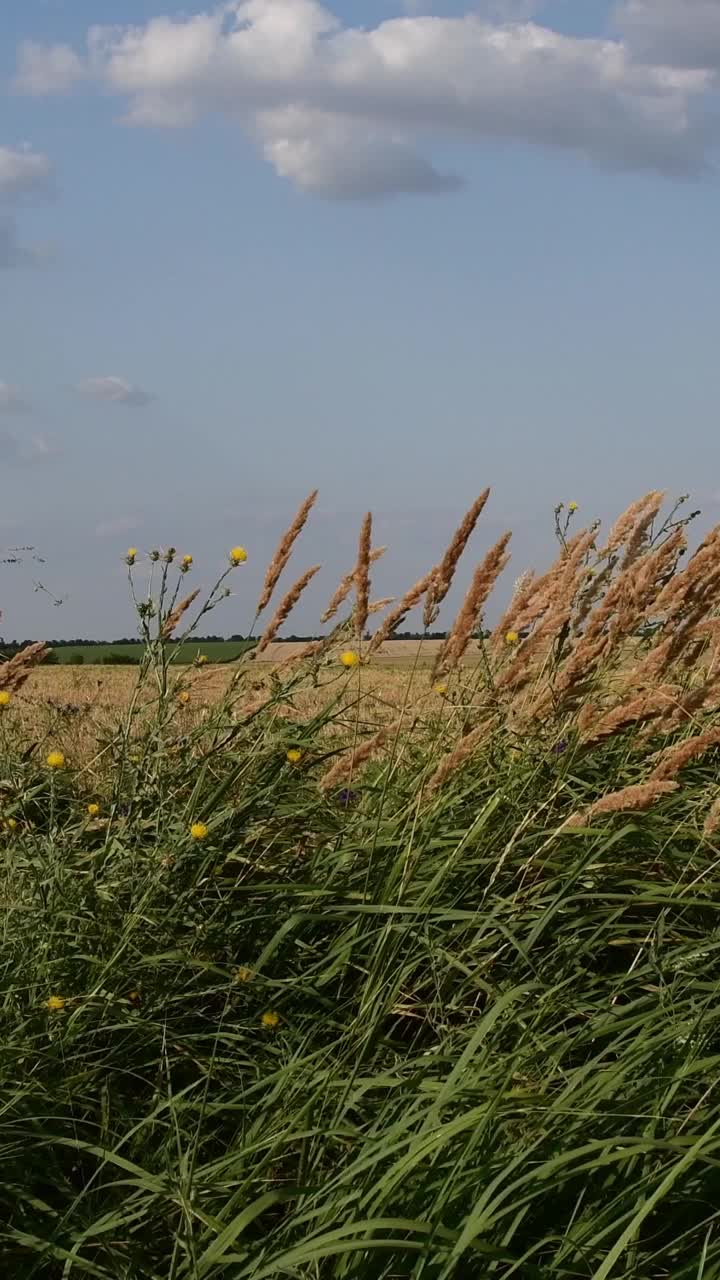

5,500,720,1277
48,640,254,665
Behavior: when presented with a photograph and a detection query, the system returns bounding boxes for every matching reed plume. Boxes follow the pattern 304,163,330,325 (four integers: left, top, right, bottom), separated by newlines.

703,796,720,837
319,716,403,791
580,685,678,744
601,491,664,557
256,489,318,615
368,572,433,654
161,589,200,639
423,489,490,628
353,512,372,640
433,533,511,678
0,641,50,691
649,729,720,782
255,565,321,655
425,719,494,792
566,780,678,829
322,547,386,623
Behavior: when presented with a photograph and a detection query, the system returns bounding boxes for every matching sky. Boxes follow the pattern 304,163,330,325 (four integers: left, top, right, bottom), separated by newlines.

1,0,720,639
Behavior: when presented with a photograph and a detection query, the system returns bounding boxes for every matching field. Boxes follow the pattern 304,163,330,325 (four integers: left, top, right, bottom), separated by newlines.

48,640,254,664
6,491,720,1278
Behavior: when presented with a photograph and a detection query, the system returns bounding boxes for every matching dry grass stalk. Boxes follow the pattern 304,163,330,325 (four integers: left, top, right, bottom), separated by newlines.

353,512,372,640
703,796,720,837
321,547,386,624
319,716,403,791
566,780,678,829
368,597,395,615
256,565,321,655
368,572,434,654
423,489,490,628
0,642,50,692
498,606,571,697
161,589,201,639
502,529,594,644
580,685,678,744
425,719,494,791
621,491,665,569
434,533,511,678
648,729,720,782
601,491,664,557
256,489,318,615
492,570,537,653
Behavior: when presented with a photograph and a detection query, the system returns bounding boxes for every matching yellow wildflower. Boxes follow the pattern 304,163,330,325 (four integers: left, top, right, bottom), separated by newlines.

46,751,65,769
434,683,448,696
0,691,11,707
46,995,66,1011
195,654,208,666
340,650,360,668
5,817,17,831
229,546,247,566
234,966,253,983
190,821,209,841
177,691,190,705
87,803,100,818
286,748,303,764
261,1010,280,1029
126,548,137,566
568,501,578,513
128,989,141,1005
505,631,520,646
181,554,193,568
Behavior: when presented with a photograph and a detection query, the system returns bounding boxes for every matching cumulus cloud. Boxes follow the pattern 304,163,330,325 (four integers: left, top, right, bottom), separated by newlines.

13,0,714,198
0,431,58,467
0,145,52,199
75,376,154,407
616,0,720,71
0,382,28,413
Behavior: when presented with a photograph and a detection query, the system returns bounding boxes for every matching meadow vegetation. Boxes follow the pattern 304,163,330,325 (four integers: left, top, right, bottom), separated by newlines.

4,489,720,1276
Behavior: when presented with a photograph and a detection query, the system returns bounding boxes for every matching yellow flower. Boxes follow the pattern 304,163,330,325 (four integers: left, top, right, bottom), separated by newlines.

87,803,100,818
229,546,247,566
505,631,520,646
177,691,190,705
261,1010,280,1029
0,691,11,707
46,995,66,1011
5,817,17,831
434,683,448,696
190,821,209,841
181,554,193,567
126,547,137,566
340,650,360,668
286,748,303,764
234,966,253,983
195,654,208,666
128,989,141,1005
568,501,578,513
46,751,65,769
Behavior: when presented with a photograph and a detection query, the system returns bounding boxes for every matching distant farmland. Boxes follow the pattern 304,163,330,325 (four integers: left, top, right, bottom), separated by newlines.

49,640,254,665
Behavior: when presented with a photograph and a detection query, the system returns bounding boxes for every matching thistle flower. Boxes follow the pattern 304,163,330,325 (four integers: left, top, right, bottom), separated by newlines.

261,1010,280,1029
230,546,248,566
46,750,65,769
505,630,520,646
46,995,66,1011
286,748,303,764
177,691,190,705
0,691,11,707
125,548,137,566
340,650,360,668
87,803,100,817
181,554,193,572
190,821,209,840
195,654,208,666
568,501,578,513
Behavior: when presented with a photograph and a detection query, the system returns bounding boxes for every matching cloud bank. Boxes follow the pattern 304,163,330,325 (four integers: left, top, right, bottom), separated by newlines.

75,376,154,407
14,0,717,198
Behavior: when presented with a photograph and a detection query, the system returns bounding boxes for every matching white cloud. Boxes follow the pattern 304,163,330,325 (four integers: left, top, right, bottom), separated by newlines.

13,0,714,198
75,376,154,407
0,383,28,413
0,145,52,199
15,41,87,94
95,514,143,538
617,0,720,71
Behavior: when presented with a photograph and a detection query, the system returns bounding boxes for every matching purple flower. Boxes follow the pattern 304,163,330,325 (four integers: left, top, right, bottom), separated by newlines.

552,740,568,756
338,788,358,808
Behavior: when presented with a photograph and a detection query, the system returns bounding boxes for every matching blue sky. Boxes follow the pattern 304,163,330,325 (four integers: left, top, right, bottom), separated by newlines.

1,0,720,638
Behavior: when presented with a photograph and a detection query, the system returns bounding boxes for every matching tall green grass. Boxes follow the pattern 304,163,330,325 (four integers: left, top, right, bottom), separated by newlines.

3,524,720,1278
